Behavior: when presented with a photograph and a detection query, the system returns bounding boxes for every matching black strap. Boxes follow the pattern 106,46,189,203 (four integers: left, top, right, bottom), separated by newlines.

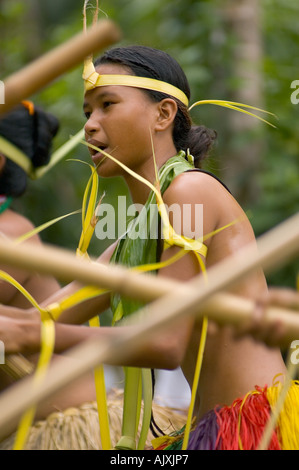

186,168,231,194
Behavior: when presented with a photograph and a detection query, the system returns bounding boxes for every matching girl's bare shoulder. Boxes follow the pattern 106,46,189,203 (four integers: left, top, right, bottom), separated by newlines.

163,170,232,205
162,170,238,232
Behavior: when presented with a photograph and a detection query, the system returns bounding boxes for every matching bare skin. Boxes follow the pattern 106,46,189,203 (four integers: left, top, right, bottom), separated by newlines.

0,63,287,424
0,165,96,422
0,155,59,308
0,209,59,307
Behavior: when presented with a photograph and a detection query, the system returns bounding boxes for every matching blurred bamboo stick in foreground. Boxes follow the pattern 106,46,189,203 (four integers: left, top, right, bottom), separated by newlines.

0,213,297,438
0,20,121,115
0,213,297,305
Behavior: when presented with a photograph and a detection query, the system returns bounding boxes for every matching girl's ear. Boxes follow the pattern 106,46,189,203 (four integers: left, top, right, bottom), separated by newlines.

154,98,178,132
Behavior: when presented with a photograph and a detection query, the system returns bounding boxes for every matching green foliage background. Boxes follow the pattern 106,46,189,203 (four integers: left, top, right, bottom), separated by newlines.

0,0,298,287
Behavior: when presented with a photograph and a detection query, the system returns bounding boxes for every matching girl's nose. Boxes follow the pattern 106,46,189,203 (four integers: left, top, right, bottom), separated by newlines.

84,112,101,136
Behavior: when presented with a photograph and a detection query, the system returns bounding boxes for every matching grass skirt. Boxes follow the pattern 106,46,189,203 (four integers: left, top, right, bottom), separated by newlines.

0,389,187,450
153,381,299,450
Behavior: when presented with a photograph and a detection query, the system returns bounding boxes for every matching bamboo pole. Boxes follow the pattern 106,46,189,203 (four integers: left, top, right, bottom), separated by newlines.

3,210,298,382
0,214,298,439
0,213,297,303
0,298,298,442
0,20,121,115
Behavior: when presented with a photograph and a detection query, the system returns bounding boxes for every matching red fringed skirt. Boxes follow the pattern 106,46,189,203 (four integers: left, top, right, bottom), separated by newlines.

153,381,299,450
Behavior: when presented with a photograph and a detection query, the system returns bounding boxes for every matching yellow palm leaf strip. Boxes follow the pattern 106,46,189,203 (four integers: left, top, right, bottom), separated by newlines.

79,193,105,255
133,216,243,274
46,284,108,321
81,164,99,233
35,128,85,179
46,290,112,449
0,136,32,176
189,100,277,128
151,137,209,450
13,316,55,450
151,138,210,449
15,210,81,244
89,315,112,450
75,164,112,450
77,162,100,256
178,238,208,449
145,141,207,447
149,133,207,256
0,270,50,315
83,0,99,33
0,271,55,450
182,315,209,450
81,140,163,198
132,246,188,273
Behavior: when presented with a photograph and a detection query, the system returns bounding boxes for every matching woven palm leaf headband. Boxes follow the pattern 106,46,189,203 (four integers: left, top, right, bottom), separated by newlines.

82,59,189,107
82,0,276,129
82,0,189,107
82,55,277,129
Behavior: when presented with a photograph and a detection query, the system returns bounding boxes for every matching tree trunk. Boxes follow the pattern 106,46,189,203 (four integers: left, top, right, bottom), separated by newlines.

220,0,265,206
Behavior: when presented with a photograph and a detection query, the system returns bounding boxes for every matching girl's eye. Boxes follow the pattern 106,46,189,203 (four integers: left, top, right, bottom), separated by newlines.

84,112,91,119
103,101,114,109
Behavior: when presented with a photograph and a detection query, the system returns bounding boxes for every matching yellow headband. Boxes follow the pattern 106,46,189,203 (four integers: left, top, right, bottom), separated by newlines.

83,59,189,107
81,3,276,129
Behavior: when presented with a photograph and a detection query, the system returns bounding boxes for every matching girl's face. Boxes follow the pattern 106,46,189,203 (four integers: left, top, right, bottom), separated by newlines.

83,63,161,178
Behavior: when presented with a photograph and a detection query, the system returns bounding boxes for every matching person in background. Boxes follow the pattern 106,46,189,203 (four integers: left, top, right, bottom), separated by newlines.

0,101,61,307
0,103,98,448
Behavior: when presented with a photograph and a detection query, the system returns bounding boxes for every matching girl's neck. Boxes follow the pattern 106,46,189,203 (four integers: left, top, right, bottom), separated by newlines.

124,146,178,205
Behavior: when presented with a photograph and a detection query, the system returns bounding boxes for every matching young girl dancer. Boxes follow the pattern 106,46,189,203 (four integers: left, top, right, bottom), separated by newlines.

0,45,296,450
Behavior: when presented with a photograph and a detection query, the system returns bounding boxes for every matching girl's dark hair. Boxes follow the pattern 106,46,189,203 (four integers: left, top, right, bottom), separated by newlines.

95,45,216,167
0,104,59,197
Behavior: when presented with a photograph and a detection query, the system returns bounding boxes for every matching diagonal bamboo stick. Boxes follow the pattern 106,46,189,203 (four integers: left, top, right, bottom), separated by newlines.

0,20,121,115
2,210,298,382
0,213,298,439
0,212,297,304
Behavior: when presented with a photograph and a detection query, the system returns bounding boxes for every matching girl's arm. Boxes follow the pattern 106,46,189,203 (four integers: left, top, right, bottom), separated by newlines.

0,243,116,352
